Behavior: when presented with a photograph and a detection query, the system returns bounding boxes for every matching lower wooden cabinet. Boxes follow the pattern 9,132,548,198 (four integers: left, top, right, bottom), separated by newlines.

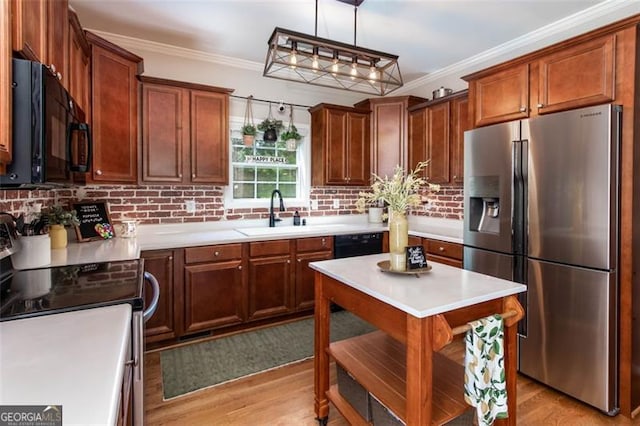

422,238,463,268
295,236,333,311
184,259,245,333
142,249,181,343
247,240,294,321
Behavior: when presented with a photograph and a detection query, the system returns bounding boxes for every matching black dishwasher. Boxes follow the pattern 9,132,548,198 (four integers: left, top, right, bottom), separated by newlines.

333,233,383,258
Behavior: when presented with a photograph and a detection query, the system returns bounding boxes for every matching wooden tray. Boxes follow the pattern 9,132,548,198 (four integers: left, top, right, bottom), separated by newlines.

377,260,432,277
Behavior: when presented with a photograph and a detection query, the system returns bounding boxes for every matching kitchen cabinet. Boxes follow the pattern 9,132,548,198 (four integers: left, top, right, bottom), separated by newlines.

11,0,68,86
422,238,463,268
466,33,617,127
408,91,468,184
142,249,182,343
310,103,370,186
536,34,615,114
183,244,246,334
247,240,294,321
355,96,426,178
140,77,232,184
0,0,11,174
85,31,143,184
295,236,333,311
67,9,90,115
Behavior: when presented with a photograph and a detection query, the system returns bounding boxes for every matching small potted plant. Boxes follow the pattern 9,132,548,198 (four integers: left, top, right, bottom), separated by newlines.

43,204,80,249
257,117,284,142
280,124,302,151
242,123,257,146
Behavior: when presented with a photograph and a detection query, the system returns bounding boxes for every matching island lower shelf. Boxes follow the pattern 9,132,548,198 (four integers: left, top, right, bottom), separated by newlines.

328,330,469,426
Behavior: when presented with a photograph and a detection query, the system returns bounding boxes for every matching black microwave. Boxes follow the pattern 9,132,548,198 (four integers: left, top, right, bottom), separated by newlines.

0,59,92,188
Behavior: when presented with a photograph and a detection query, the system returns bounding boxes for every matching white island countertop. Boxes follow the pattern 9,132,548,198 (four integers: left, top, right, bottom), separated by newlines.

0,304,132,426
310,253,526,318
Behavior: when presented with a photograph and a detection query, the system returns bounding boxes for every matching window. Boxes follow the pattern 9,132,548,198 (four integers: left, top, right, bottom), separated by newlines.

225,117,310,208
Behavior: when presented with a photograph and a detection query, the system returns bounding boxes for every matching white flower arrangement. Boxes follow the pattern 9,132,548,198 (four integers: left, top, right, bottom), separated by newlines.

356,161,440,215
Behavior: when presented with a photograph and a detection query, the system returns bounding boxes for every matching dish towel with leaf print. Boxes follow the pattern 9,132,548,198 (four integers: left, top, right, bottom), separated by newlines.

463,314,508,426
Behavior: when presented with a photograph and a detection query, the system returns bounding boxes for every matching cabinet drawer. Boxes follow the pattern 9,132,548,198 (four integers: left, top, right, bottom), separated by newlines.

249,239,291,257
297,236,333,253
185,243,242,264
426,240,463,260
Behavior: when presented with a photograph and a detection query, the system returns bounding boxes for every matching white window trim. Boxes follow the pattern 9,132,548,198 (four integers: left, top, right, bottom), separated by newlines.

224,116,311,210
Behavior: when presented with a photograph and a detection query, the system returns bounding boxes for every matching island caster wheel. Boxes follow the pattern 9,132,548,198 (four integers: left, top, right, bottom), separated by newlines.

316,416,328,426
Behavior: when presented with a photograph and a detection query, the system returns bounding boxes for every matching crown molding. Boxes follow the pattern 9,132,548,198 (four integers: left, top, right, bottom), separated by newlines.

89,0,640,96
397,0,640,94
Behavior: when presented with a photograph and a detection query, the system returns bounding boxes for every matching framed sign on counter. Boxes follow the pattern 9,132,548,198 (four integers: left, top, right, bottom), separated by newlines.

72,202,116,242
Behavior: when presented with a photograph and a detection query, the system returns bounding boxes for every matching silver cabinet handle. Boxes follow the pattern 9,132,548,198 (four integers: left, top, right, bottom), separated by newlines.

298,259,302,263
143,272,160,323
238,265,242,270
519,106,527,113
178,173,182,178
321,238,326,245
453,175,457,180
192,174,196,179
537,103,544,108
287,259,291,264
96,169,103,176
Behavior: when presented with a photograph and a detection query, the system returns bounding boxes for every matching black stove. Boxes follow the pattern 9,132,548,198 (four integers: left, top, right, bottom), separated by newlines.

0,258,145,322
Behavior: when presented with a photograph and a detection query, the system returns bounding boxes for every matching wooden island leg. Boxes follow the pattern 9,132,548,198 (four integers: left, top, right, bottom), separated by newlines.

496,295,524,426
406,315,434,425
314,272,331,422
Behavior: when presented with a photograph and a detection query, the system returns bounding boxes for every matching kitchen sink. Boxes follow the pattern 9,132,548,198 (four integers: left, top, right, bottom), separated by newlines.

235,224,348,237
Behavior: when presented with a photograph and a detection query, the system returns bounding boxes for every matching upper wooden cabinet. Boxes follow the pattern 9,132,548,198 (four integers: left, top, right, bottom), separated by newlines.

466,33,618,127
67,9,90,115
140,77,232,185
86,31,143,184
1,0,11,174
408,92,468,185
310,103,370,186
355,96,427,178
536,34,615,114
469,64,529,127
12,0,68,85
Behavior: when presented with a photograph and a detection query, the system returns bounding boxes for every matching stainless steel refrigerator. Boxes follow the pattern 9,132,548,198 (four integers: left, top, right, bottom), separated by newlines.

463,103,621,414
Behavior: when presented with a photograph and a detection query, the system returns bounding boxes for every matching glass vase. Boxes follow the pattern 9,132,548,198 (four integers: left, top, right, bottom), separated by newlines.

49,224,68,249
388,210,408,271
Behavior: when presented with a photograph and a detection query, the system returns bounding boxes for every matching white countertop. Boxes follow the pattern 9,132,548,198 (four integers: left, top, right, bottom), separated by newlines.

0,304,132,426
310,253,526,318
24,215,463,268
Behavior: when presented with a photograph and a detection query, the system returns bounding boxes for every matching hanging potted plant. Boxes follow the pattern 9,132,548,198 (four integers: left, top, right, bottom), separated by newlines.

242,96,257,146
280,104,302,151
257,103,284,142
281,125,302,151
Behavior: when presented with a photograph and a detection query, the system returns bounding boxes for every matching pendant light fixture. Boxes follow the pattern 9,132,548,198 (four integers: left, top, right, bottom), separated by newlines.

263,0,403,96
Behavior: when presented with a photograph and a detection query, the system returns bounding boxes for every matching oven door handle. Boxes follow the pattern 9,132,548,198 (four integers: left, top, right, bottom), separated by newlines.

143,272,160,323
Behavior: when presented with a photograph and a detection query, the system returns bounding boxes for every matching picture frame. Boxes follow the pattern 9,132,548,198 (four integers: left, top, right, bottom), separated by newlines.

71,201,116,242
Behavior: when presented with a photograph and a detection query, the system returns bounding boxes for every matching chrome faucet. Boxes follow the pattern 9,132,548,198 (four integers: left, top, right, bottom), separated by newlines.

269,189,285,227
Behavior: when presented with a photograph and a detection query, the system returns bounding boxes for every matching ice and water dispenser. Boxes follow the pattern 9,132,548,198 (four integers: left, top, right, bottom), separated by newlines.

467,176,501,235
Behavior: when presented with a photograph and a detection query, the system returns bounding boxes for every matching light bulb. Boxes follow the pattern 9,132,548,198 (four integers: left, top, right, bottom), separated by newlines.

290,50,297,68
350,63,357,80
312,55,319,72
369,66,378,82
331,59,339,75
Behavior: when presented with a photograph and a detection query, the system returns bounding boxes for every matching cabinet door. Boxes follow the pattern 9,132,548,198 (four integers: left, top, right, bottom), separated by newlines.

0,0,11,174
346,112,370,185
11,0,46,62
371,101,406,178
408,108,427,175
184,260,245,334
142,84,188,183
90,43,139,183
325,109,348,184
426,102,450,184
142,250,180,342
451,96,469,184
472,63,529,127
190,90,229,184
537,35,615,114
248,255,293,320
46,0,68,87
68,10,90,115
295,250,332,311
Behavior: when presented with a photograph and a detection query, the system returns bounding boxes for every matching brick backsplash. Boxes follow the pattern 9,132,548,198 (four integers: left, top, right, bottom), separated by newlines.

0,184,463,224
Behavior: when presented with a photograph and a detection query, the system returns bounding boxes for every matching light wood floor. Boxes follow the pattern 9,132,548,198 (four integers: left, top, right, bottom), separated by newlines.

144,341,640,426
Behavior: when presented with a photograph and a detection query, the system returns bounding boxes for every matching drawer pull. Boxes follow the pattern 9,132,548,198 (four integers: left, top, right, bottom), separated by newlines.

238,265,242,270
321,238,326,245
96,169,103,176
519,106,527,113
287,259,291,264
537,103,544,108
438,247,445,252
298,259,302,263
214,251,220,256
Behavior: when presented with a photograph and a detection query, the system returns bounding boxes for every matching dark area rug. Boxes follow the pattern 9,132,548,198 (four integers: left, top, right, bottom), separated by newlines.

160,311,376,400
